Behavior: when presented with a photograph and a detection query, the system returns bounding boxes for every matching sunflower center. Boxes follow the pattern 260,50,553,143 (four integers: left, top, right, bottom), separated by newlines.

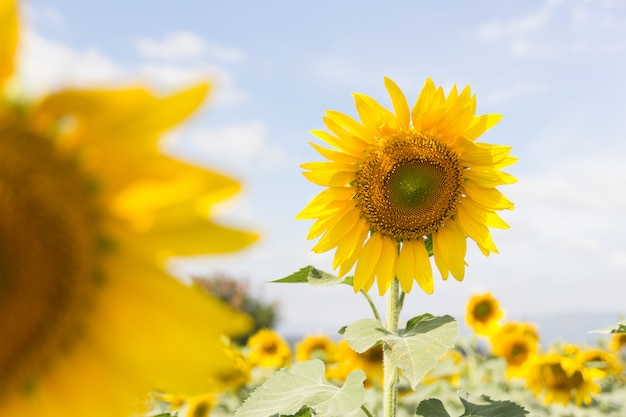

0,120,101,397
355,132,463,239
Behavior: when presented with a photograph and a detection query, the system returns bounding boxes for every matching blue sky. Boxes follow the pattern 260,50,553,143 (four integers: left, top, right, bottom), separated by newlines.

18,0,626,337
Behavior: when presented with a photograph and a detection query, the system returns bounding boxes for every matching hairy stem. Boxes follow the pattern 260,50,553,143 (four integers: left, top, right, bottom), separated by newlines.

382,278,401,417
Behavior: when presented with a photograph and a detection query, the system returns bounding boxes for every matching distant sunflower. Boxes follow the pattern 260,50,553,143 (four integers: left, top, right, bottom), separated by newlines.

524,352,603,407
295,335,338,364
0,2,257,416
609,333,626,354
490,322,539,378
297,77,516,295
326,341,384,387
577,348,622,378
246,329,292,368
465,292,504,336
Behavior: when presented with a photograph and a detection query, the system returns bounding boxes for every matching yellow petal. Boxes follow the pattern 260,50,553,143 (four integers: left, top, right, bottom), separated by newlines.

295,187,354,220
353,92,398,138
311,207,360,253
464,114,503,141
94,257,251,395
457,204,499,254
308,141,361,164
375,237,398,295
465,181,514,211
397,241,416,294
384,77,410,131
433,220,467,281
0,0,18,89
414,240,434,294
333,219,369,270
353,233,381,292
325,110,372,142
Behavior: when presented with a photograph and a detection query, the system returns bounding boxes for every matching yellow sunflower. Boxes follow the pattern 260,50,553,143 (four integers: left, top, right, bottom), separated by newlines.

609,333,626,354
246,329,292,368
295,335,338,364
297,77,516,295
326,340,384,387
465,292,504,336
490,322,539,378
1,2,258,416
577,348,623,378
524,352,603,407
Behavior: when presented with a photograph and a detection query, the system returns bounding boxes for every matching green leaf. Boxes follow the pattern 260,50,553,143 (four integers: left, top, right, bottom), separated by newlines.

271,266,352,287
387,315,458,389
233,360,366,417
458,391,529,416
415,391,529,417
589,320,626,334
342,315,458,389
342,318,389,352
414,399,451,417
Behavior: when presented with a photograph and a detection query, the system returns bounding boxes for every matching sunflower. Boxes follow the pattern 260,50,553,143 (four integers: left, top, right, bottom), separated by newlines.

326,340,384,387
295,335,338,364
576,348,622,378
246,329,292,368
297,77,516,295
1,2,258,416
524,352,603,407
422,348,464,387
609,333,626,354
490,322,539,378
465,292,504,336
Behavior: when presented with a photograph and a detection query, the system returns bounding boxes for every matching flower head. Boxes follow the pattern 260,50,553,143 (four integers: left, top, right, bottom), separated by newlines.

326,341,384,387
465,292,504,336
490,322,539,378
246,329,292,368
298,77,516,295
295,335,338,364
1,2,257,416
524,352,602,407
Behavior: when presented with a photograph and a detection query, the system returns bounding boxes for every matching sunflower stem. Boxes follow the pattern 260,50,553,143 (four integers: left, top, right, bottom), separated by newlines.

383,278,401,417
360,289,381,322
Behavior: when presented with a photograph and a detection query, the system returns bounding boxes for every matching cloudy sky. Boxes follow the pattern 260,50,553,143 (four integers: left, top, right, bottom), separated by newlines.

17,0,626,338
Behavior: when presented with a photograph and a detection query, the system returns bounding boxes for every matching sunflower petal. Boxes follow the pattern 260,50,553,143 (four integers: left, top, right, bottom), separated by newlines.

0,0,17,89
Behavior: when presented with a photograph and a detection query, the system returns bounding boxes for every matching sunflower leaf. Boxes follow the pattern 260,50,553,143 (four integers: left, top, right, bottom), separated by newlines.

415,391,529,417
387,315,458,389
271,266,352,287
343,318,389,352
589,320,626,334
233,360,366,417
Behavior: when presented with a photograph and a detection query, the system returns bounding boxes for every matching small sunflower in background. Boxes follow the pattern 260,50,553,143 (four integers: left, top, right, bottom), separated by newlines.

0,1,258,416
326,340,384,387
465,292,504,336
246,329,292,368
295,335,338,364
524,351,603,407
297,77,516,295
576,348,623,378
609,333,626,355
490,322,539,378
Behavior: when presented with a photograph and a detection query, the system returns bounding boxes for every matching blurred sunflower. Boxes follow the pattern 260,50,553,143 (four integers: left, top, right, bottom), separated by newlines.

609,333,626,354
0,2,257,416
326,340,384,387
246,329,292,368
465,292,503,336
490,322,539,378
524,352,603,407
422,349,464,387
577,348,622,378
297,77,515,295
295,335,338,364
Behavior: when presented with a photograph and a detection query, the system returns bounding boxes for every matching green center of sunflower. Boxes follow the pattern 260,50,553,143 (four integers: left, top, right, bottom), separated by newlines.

0,119,102,398
474,301,493,321
355,132,464,239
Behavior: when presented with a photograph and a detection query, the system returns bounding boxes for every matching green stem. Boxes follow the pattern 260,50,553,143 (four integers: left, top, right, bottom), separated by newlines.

360,289,381,322
383,278,401,417
360,404,375,417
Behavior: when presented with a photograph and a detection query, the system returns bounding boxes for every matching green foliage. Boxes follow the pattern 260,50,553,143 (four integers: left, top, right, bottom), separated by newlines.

273,266,353,287
192,274,280,344
233,360,367,417
415,391,529,417
590,321,626,334
342,315,459,389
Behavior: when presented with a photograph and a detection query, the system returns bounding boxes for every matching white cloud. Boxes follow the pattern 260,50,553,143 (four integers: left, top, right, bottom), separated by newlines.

16,28,128,97
166,120,288,172
134,30,244,62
